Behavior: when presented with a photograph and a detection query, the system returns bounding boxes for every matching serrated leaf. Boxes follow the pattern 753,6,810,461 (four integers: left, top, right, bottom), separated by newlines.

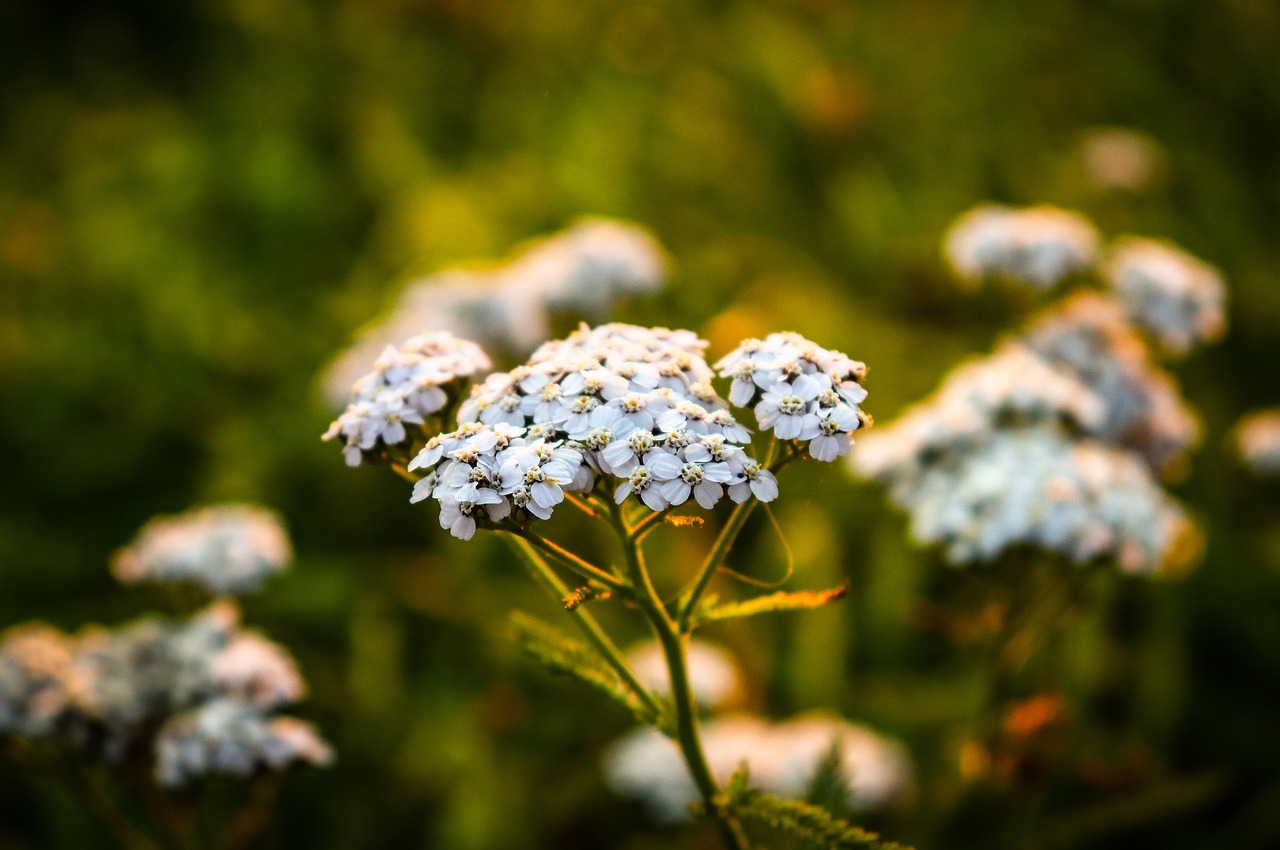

689,583,850,629
724,768,912,850
510,611,663,726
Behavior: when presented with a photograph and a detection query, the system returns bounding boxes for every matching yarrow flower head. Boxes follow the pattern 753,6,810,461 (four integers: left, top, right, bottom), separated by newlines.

715,332,870,462
852,343,1105,479
153,697,332,788
1236,409,1280,476
1103,236,1227,357
323,331,491,467
603,713,912,824
111,504,292,596
335,323,870,536
1018,292,1200,474
408,423,588,539
943,204,1102,290
447,323,778,518
0,624,75,738
861,426,1196,574
0,599,329,782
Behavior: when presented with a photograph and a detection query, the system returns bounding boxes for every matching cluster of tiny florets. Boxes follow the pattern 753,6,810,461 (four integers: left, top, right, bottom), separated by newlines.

408,424,588,539
714,332,870,462
854,300,1200,573
1019,293,1200,473
111,504,292,596
0,601,330,786
1103,236,1227,356
432,324,782,526
868,428,1193,573
154,697,332,788
323,331,491,466
943,204,1102,290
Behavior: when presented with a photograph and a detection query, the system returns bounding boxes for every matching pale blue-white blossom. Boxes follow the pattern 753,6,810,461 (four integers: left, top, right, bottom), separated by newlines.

1103,236,1227,356
324,331,491,466
111,504,292,596
715,332,869,462
943,203,1101,290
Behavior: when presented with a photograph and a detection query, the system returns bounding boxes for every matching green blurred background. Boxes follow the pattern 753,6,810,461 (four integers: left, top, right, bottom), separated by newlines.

2,0,1279,848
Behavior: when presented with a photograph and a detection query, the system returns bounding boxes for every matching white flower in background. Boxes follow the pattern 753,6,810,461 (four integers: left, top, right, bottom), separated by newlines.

1236,409,1280,476
603,714,912,824
852,343,1106,484
943,204,1102,290
321,218,668,405
0,624,75,738
153,698,332,788
209,630,305,712
1103,236,1227,356
323,331,491,466
763,714,914,812
715,332,869,462
111,504,292,596
0,598,328,783
625,639,743,710
879,427,1195,573
1018,292,1200,474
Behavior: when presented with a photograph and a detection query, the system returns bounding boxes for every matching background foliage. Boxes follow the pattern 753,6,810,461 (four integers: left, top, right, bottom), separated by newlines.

2,0,1279,847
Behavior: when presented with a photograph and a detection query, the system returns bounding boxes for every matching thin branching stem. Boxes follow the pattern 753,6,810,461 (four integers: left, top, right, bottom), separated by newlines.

515,532,628,592
605,502,751,850
675,438,799,633
503,535,662,719
629,509,667,541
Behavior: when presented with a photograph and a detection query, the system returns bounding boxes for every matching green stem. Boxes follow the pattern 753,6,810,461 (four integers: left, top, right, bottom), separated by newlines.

606,503,750,850
629,509,668,540
676,499,759,633
675,437,792,633
62,764,163,850
515,532,628,592
503,535,662,719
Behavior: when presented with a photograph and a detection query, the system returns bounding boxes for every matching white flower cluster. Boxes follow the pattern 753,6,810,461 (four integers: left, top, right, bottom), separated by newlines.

1236,409,1280,476
1103,236,1227,356
943,204,1102,290
323,332,491,467
1020,293,1200,473
714,332,870,462
625,639,742,711
0,624,74,739
154,698,333,788
854,305,1200,572
322,218,667,405
604,713,912,824
111,504,293,596
406,324,793,539
407,423,589,540
0,601,329,786
853,344,1105,478
872,428,1194,573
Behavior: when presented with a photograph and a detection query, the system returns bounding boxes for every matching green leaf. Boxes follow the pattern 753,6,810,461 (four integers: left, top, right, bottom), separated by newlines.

510,611,663,726
724,769,912,850
689,583,850,629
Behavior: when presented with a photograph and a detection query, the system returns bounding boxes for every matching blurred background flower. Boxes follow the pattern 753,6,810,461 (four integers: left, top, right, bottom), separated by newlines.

2,1,1279,848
